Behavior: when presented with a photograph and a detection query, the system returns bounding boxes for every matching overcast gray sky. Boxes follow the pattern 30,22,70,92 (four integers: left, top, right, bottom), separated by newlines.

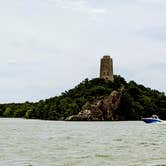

0,0,166,103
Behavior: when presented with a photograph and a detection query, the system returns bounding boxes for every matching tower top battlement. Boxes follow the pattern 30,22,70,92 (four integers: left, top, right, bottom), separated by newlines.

103,55,111,59
100,55,114,81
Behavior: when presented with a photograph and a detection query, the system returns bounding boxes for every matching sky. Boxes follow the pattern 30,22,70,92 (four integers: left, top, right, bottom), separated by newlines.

0,0,166,103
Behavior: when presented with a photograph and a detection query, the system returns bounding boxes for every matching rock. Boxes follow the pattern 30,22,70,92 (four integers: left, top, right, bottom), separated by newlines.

66,87,124,121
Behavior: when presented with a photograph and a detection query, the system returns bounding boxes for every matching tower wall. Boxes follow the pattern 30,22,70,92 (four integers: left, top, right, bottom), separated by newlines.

100,55,114,81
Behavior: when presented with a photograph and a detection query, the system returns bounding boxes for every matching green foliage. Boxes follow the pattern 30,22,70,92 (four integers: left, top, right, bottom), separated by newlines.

3,107,13,117
0,75,166,120
25,109,33,119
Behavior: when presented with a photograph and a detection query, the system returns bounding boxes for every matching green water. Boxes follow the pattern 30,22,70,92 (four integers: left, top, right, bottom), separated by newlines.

0,118,166,166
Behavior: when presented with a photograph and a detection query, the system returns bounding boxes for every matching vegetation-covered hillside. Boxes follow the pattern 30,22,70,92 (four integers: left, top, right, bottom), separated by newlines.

0,75,166,120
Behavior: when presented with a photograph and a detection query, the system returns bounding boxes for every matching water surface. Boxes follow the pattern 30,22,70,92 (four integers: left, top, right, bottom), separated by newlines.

0,118,166,166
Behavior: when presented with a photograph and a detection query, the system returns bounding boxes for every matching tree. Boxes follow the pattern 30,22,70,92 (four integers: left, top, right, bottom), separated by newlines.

3,107,13,117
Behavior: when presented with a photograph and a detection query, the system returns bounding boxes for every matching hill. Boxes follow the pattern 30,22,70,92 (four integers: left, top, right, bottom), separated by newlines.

0,75,166,120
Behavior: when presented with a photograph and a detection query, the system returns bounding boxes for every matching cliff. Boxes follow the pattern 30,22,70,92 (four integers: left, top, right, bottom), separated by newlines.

66,87,123,121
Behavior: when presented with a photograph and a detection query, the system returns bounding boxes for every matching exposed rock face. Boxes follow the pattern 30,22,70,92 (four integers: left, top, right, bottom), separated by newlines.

66,87,123,121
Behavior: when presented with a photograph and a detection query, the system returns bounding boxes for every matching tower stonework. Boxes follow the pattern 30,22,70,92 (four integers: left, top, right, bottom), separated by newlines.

100,55,114,81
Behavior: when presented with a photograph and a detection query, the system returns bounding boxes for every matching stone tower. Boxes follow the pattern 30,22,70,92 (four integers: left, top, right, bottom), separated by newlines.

100,55,114,81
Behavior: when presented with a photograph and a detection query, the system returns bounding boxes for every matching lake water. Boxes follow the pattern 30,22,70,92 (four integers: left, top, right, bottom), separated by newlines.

0,118,166,166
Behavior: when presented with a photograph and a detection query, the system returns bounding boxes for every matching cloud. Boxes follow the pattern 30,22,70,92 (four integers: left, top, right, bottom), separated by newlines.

0,0,166,102
46,0,107,16
137,0,166,4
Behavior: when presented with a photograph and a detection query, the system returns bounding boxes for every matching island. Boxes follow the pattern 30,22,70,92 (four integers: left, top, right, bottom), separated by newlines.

0,56,166,120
